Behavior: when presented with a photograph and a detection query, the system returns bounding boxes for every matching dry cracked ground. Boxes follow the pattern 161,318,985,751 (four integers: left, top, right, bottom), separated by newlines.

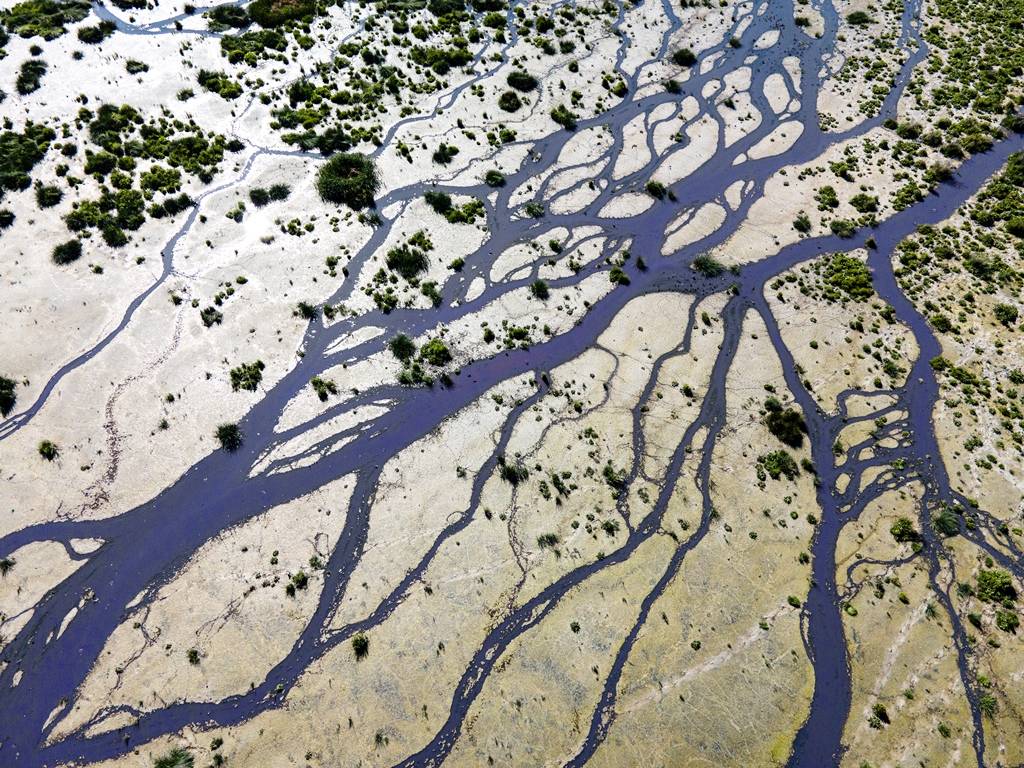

1,0,1023,766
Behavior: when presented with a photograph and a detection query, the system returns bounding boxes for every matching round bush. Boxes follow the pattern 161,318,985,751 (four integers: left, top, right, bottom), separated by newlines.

316,153,379,210
672,48,696,67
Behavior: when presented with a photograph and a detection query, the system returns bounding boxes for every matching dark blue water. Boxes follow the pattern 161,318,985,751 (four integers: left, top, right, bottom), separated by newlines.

1,0,1022,765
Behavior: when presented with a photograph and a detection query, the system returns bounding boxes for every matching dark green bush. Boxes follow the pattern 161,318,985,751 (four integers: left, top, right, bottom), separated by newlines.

0,376,17,416
200,306,223,327
424,190,452,214
672,47,696,66
215,422,243,451
759,450,798,480
890,517,920,542
77,20,115,43
386,243,429,279
420,338,452,366
498,90,522,112
153,746,194,768
197,69,242,99
764,398,807,447
316,152,378,209
506,70,537,91
229,360,265,391
16,59,47,94
829,219,856,238
932,507,960,537
389,334,416,360
977,569,1017,604
352,632,369,658
693,254,725,277
208,3,250,28
310,375,338,401
35,183,62,208
823,253,873,300
432,143,459,164
2,0,90,40
247,0,314,27
52,238,81,264
550,104,577,130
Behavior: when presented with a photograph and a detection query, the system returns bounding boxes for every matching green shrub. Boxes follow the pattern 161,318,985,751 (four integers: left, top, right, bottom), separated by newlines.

550,104,577,130
995,609,1019,633
530,279,549,299
2,0,90,40
506,70,537,91
389,334,416,361
316,153,378,209
646,180,666,199
200,306,223,327
77,20,115,43
498,90,522,112
229,360,265,391
823,253,873,300
484,170,506,187
419,338,452,366
153,747,194,768
310,376,338,401
693,254,725,277
38,440,58,460
52,239,81,264
386,242,429,279
932,507,960,537
979,694,998,718
763,398,806,447
215,422,243,451
994,303,1018,326
537,532,559,548
672,48,696,66
247,0,314,27
35,183,62,208
352,632,369,659
977,569,1017,604
758,450,799,480
432,143,459,164
424,190,452,214
849,193,878,213
829,219,856,238
197,69,242,99
0,376,16,417
16,59,47,94
889,517,920,543
208,3,250,28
